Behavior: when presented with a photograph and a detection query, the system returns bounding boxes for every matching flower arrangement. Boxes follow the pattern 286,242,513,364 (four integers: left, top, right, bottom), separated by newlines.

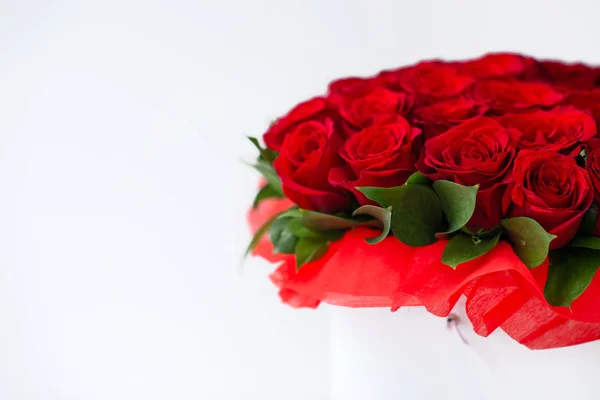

246,53,600,349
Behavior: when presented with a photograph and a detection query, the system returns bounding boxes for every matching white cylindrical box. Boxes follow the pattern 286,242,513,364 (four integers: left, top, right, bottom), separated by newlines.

329,300,600,400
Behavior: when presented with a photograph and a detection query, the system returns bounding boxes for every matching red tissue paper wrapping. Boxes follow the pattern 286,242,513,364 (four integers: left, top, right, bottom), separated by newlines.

248,197,600,350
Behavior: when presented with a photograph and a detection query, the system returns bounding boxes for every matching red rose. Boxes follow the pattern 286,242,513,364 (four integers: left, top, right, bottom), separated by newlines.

337,87,412,129
503,150,593,248
417,117,521,230
381,61,474,101
539,60,600,90
263,97,334,151
458,53,536,79
412,97,487,140
564,89,600,127
473,79,564,113
329,115,421,204
327,76,383,104
497,106,597,157
274,119,350,213
586,139,600,203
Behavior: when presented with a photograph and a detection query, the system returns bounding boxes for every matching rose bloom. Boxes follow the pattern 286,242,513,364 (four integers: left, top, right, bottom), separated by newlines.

538,60,600,91
416,117,521,230
329,115,421,205
586,139,600,203
273,119,350,213
473,79,564,113
412,97,487,140
263,97,334,151
336,87,412,129
503,150,593,248
457,52,536,79
377,61,474,102
563,88,600,128
327,76,385,105
497,106,597,157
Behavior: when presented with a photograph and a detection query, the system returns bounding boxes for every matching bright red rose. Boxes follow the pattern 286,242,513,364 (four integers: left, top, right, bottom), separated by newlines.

503,150,593,248
388,61,475,100
329,115,421,204
274,119,351,213
412,97,488,139
327,76,384,105
586,139,600,203
473,79,564,113
564,89,600,127
337,87,412,128
497,106,597,157
417,117,521,230
263,97,334,151
458,53,536,79
539,60,600,90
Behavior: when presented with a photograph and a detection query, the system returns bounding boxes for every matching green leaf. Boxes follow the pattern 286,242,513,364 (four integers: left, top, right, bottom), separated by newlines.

358,185,445,246
432,180,478,235
295,237,330,271
568,235,600,250
545,248,600,307
441,232,501,269
268,217,298,254
579,205,598,235
286,218,324,239
299,210,360,230
405,171,432,186
247,136,277,164
500,217,556,269
352,205,392,244
296,209,381,231
245,213,280,257
252,185,284,208
251,160,283,195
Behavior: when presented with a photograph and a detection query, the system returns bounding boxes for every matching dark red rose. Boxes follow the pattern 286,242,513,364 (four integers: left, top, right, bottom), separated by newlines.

327,76,384,104
274,119,350,213
586,139,600,203
417,117,521,230
383,61,474,101
458,53,536,79
564,89,600,127
473,79,564,113
497,106,597,157
329,115,421,204
412,97,487,139
539,60,600,90
263,97,334,151
503,150,593,248
337,87,412,128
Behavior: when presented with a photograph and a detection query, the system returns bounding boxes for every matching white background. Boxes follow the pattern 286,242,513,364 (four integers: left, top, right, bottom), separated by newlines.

1,1,599,399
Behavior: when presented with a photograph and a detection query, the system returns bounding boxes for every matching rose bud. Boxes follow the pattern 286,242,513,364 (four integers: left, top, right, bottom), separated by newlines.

457,52,537,79
274,119,351,213
417,117,521,230
497,106,596,157
412,97,487,140
503,150,593,248
263,97,334,151
586,139,600,203
329,115,421,205
473,79,564,113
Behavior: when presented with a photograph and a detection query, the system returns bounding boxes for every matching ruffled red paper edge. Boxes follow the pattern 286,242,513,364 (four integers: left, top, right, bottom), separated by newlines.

248,198,600,350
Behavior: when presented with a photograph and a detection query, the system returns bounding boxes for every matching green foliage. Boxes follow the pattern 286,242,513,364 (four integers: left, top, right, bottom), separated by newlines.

358,185,446,246
441,231,501,269
352,205,392,244
546,247,600,307
500,217,556,269
432,180,478,235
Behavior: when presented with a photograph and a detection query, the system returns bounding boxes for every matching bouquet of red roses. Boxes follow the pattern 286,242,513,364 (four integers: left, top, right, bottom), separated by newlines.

246,53,600,349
